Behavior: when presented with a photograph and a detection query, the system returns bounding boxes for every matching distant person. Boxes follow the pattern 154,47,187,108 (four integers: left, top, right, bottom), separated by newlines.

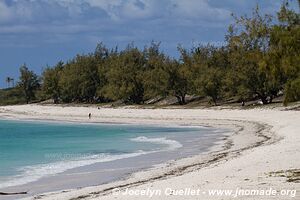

241,101,245,107
88,113,91,119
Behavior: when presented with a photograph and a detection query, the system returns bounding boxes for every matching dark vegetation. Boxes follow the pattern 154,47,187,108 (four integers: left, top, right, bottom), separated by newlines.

1,2,299,106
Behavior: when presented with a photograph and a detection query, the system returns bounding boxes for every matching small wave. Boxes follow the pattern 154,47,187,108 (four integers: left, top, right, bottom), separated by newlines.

0,151,147,189
0,138,182,189
130,136,183,151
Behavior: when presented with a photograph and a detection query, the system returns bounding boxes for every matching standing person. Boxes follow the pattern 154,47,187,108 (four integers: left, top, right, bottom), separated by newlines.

88,113,91,119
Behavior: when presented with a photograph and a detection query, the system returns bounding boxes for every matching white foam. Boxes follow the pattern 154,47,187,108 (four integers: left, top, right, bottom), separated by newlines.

0,151,147,189
130,136,183,151
0,137,182,189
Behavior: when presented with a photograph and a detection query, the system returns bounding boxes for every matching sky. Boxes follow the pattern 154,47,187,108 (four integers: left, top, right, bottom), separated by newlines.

0,0,298,88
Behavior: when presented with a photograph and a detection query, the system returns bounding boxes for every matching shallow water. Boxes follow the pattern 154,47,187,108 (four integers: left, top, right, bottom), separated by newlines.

0,119,224,190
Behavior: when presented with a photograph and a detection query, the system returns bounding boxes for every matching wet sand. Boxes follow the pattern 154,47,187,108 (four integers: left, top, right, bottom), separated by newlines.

0,104,299,200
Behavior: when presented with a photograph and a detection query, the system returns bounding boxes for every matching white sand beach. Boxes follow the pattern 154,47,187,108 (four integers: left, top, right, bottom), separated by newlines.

0,104,299,200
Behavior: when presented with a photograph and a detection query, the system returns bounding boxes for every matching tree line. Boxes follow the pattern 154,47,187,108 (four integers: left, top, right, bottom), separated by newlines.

4,2,300,106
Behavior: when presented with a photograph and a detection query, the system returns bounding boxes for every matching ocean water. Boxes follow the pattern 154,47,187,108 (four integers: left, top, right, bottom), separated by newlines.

0,119,222,189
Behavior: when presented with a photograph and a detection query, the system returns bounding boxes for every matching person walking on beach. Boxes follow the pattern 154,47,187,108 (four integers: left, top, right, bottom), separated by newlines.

88,113,91,119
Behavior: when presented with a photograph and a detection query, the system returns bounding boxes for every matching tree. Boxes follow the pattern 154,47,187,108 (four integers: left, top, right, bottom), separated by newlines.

5,77,14,88
42,61,63,103
95,43,111,102
196,68,223,106
226,6,280,104
94,42,109,61
192,45,227,105
284,78,300,105
102,44,146,104
159,46,197,105
18,0,300,107
271,1,300,105
142,42,169,100
166,59,189,105
59,55,99,103
18,64,40,104
11,78,14,87
5,77,11,88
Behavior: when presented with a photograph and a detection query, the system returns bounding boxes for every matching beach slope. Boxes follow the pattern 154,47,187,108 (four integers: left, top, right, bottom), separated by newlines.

0,104,299,200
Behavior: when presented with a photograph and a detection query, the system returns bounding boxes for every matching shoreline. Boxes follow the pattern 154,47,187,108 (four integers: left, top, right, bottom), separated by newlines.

0,116,216,130
0,104,299,200
0,120,227,199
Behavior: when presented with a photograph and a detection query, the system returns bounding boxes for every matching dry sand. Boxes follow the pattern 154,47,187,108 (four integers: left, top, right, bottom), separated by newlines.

0,104,299,200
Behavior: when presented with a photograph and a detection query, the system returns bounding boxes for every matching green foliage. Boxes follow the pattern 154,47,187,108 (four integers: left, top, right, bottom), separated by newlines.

226,6,282,104
196,68,223,105
166,59,189,105
273,2,300,104
42,62,63,103
143,42,169,99
188,45,227,105
102,44,146,104
18,64,40,104
0,87,25,105
284,78,300,105
59,55,99,103
161,46,197,105
2,1,299,106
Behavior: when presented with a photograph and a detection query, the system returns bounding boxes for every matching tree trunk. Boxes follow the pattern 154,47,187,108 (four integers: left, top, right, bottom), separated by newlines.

175,95,186,105
213,98,217,106
175,96,182,105
53,98,59,104
256,92,268,104
269,96,273,104
260,96,268,104
181,95,186,105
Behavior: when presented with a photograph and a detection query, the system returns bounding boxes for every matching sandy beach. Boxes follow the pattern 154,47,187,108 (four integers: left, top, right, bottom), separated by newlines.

0,104,299,200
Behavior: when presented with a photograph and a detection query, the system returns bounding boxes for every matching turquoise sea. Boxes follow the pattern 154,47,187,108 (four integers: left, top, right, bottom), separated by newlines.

0,119,223,189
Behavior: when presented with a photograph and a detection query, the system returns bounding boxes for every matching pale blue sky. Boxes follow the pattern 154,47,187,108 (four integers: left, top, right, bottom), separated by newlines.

0,0,298,88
